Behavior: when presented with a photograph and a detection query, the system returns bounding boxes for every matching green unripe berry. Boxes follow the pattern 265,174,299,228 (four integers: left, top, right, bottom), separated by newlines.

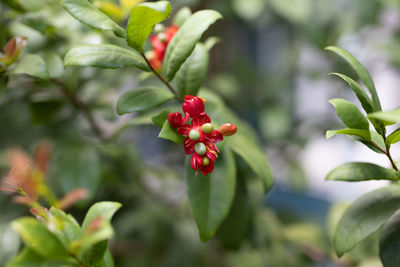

189,129,200,141
201,123,213,133
195,142,206,155
202,156,210,166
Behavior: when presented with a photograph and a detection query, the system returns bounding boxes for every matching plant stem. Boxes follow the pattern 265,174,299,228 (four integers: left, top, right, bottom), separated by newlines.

52,79,105,140
140,52,182,101
371,138,398,171
383,135,398,171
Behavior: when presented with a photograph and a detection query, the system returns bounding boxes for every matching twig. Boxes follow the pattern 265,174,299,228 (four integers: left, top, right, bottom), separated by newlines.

52,79,104,140
140,53,182,101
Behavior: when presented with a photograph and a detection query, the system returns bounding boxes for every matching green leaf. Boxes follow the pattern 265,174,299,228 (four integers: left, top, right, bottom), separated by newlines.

10,54,49,80
151,109,170,128
116,86,173,115
216,173,251,249
64,44,149,71
369,108,400,124
175,43,209,97
49,208,82,245
6,248,73,267
330,73,374,114
61,0,126,38
386,128,400,146
326,46,381,111
82,202,122,231
329,98,369,130
186,148,236,242
11,218,69,260
199,89,273,191
380,210,400,267
333,185,400,257
79,202,121,257
158,120,185,143
162,10,222,81
357,131,386,154
227,134,273,191
326,162,399,182
172,6,192,27
326,128,371,141
52,143,101,197
127,1,171,52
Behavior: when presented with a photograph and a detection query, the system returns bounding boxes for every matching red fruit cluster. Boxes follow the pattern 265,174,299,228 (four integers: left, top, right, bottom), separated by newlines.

147,25,179,71
168,95,237,175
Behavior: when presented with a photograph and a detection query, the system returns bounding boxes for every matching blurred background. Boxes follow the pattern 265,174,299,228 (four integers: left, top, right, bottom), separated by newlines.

1,0,400,266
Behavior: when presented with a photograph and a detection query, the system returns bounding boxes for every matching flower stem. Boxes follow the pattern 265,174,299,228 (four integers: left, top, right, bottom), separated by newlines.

140,53,182,101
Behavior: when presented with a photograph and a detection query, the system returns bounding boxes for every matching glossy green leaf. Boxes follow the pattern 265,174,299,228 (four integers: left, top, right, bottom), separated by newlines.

10,54,49,80
334,185,400,257
61,0,126,38
158,120,185,143
200,89,273,191
380,210,400,267
326,46,381,111
186,148,236,242
11,218,69,260
386,128,400,146
227,134,273,191
330,73,374,114
116,86,173,115
151,109,170,128
64,44,149,71
369,108,400,124
329,98,369,130
127,1,171,52
175,43,209,97
162,10,222,81
326,162,399,182
216,173,251,249
172,6,192,27
326,128,370,141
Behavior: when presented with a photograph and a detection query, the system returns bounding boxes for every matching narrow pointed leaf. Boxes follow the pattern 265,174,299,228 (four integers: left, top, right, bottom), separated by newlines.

326,129,370,140
326,162,399,182
333,185,400,257
369,108,400,124
61,0,126,38
117,86,173,115
127,1,171,52
330,73,374,114
65,44,149,70
162,10,222,81
386,128,400,146
186,148,236,242
326,46,381,111
175,43,209,97
329,98,369,130
380,210,400,267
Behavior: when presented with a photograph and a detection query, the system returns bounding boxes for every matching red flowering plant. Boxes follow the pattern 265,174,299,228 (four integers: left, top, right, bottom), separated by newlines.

63,0,273,243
